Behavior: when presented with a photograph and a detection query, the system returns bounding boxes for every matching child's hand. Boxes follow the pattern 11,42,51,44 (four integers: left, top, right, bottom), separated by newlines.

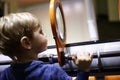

72,52,93,72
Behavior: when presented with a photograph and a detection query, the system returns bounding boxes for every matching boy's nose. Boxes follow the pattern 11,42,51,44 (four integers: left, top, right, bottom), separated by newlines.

44,33,47,37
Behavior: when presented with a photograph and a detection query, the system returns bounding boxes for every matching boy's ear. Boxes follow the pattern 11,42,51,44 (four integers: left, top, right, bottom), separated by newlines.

20,36,32,50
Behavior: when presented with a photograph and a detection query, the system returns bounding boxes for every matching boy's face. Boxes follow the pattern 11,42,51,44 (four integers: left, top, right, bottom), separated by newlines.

31,27,48,53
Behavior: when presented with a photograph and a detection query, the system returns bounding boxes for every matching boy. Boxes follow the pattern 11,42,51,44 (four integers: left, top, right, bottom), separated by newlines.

0,12,93,80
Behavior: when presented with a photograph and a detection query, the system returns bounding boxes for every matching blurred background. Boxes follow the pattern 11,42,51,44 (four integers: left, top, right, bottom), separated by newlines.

1,0,120,46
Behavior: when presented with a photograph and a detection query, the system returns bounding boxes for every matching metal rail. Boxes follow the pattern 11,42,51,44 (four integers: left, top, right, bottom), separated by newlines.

0,52,120,65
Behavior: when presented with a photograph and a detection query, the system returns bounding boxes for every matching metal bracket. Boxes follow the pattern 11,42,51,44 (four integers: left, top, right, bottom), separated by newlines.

97,51,103,71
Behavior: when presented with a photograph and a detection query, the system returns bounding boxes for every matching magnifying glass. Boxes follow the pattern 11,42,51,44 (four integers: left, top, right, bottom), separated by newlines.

49,0,66,66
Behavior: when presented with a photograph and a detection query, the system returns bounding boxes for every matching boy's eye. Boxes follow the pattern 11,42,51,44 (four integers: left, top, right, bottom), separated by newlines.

39,30,43,34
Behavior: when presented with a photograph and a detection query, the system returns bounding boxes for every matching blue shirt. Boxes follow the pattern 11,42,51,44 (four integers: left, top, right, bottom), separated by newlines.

0,60,89,80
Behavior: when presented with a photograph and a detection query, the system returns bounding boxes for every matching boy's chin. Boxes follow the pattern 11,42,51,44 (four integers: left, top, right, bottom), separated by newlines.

43,47,47,51
39,47,47,53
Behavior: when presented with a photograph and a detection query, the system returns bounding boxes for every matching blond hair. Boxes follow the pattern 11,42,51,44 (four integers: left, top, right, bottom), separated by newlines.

0,12,41,57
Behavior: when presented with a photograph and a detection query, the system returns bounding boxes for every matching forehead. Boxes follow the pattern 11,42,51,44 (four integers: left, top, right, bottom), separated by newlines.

33,23,42,31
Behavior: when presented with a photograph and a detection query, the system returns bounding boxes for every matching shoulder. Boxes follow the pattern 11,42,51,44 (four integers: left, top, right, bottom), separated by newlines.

0,67,11,80
0,67,10,75
45,63,72,80
21,61,60,74
31,61,61,71
31,61,71,80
